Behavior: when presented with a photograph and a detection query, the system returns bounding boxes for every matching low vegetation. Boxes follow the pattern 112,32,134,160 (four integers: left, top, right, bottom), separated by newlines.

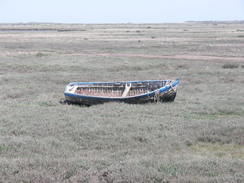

0,22,244,182
222,64,239,69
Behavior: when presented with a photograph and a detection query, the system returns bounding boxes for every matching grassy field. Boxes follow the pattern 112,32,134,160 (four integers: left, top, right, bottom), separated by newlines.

0,22,244,182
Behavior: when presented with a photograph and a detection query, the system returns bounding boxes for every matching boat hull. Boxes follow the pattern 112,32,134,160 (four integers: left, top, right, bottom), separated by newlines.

64,79,179,105
65,90,176,105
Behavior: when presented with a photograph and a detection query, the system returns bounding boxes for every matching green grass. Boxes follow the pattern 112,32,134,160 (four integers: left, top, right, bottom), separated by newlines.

0,22,244,182
191,143,244,158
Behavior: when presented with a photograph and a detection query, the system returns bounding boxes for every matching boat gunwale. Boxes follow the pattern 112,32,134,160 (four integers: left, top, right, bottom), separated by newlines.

67,79,174,86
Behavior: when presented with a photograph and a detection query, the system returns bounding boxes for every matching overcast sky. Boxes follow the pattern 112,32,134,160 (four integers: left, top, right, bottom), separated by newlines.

0,0,244,23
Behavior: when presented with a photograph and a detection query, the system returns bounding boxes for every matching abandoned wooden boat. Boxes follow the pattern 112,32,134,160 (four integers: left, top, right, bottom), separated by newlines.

64,79,180,105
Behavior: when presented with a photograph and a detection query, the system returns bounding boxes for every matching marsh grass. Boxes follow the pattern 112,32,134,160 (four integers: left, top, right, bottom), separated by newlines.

222,63,239,69
191,143,244,158
0,23,244,182
36,52,48,57
192,110,243,120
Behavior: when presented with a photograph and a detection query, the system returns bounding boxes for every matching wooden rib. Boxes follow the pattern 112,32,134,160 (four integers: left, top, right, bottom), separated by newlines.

75,83,155,97
122,83,132,97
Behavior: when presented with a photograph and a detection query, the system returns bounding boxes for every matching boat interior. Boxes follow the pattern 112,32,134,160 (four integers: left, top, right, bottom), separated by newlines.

74,80,173,97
